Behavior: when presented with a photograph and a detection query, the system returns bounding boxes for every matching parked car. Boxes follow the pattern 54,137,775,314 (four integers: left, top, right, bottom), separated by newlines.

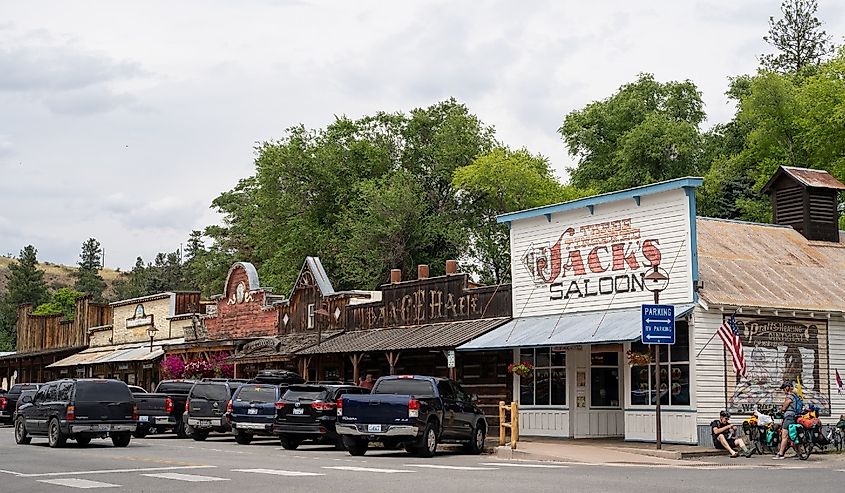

153,379,197,438
128,385,147,394
248,369,305,386
227,384,281,444
274,383,369,450
1,384,42,425
335,375,487,457
184,379,245,441
14,379,137,448
131,385,169,438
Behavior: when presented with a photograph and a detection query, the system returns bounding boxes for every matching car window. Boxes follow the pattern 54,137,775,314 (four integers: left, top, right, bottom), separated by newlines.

283,386,327,402
373,379,436,397
156,382,194,394
452,382,470,402
46,384,58,401
33,386,48,403
191,384,230,401
57,382,74,401
235,386,276,403
74,381,132,402
437,381,456,399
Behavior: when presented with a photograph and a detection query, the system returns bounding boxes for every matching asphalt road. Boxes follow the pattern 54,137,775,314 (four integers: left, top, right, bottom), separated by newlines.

1,427,844,493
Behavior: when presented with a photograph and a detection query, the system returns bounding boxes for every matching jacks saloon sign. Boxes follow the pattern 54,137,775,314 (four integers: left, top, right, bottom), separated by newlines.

509,188,694,316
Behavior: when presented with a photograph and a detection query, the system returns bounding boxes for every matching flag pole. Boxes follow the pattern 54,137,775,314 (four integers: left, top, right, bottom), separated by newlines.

695,310,738,359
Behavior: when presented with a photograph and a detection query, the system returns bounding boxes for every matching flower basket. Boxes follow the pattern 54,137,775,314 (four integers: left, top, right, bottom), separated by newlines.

626,350,653,366
508,361,534,377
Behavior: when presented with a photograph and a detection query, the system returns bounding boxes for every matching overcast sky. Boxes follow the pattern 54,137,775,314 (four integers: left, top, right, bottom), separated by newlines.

2,0,843,269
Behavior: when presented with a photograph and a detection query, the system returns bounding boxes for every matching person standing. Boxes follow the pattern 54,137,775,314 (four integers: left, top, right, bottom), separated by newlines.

774,381,800,459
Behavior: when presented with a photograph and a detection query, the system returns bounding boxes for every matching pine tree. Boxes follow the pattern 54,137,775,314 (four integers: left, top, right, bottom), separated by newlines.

72,238,107,302
761,0,833,73
0,245,50,349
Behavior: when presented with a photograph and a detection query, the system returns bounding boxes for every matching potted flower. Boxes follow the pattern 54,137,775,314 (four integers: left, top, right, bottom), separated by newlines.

626,350,653,366
508,361,534,377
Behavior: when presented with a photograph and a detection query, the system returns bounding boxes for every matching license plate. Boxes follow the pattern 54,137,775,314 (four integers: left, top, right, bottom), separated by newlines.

367,424,382,433
199,420,212,427
247,408,258,415
292,408,304,415
97,424,110,431
139,416,149,422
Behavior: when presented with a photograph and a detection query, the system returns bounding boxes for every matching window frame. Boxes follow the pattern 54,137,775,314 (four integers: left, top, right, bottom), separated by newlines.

307,304,315,329
627,321,691,409
589,351,621,409
518,347,567,408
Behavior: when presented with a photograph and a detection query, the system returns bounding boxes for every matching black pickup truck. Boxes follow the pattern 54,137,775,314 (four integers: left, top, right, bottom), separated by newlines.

130,380,196,438
335,375,487,457
14,379,137,448
1,383,42,425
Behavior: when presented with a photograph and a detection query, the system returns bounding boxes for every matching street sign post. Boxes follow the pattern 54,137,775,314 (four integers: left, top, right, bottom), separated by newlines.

641,304,675,344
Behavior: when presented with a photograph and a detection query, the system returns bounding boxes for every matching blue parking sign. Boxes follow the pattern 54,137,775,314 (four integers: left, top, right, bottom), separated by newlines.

641,304,675,344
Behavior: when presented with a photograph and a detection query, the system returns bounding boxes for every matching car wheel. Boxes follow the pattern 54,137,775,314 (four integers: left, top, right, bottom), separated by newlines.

111,432,131,448
235,431,253,445
279,435,301,450
176,419,189,438
14,418,31,445
333,438,347,451
133,427,149,439
76,436,92,446
48,418,67,448
344,437,368,456
192,430,209,441
463,424,485,455
415,422,438,458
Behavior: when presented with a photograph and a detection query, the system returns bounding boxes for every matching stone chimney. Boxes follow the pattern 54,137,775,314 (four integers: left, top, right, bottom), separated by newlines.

762,166,845,242
390,269,402,284
417,264,429,280
445,260,458,275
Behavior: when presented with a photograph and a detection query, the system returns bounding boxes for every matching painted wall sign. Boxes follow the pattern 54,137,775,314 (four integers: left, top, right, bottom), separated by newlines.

726,316,831,415
126,303,153,328
509,188,694,317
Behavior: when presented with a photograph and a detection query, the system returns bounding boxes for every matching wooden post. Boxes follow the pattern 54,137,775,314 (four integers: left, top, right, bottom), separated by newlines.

498,401,506,444
511,401,519,449
348,353,363,385
386,351,401,375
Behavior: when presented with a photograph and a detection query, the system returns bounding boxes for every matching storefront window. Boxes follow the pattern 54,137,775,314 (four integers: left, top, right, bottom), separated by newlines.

518,348,566,406
629,322,690,407
590,352,619,408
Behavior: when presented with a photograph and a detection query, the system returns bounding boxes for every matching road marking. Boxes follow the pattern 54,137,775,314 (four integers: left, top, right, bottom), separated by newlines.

37,478,119,489
141,472,229,482
0,465,216,478
323,466,414,474
479,462,569,468
405,464,499,471
232,468,324,477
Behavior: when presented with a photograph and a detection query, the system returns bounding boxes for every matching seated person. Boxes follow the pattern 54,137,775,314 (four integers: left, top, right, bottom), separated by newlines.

711,410,751,458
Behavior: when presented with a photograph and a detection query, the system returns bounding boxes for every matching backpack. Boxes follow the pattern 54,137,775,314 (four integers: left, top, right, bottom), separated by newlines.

790,393,804,415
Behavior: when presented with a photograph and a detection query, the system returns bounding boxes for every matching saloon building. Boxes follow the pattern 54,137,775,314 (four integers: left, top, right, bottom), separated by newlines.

460,168,845,445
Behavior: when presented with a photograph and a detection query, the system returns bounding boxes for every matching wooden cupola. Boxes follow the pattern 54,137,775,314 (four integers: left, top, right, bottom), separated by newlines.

762,166,845,242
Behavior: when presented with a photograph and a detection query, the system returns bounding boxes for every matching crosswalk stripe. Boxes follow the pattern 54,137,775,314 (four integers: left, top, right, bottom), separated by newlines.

479,462,568,468
405,464,499,471
142,472,229,482
323,466,414,474
37,478,119,489
232,468,324,476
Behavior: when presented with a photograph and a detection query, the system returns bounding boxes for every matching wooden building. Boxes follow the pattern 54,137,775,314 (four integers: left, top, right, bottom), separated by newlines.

0,297,111,385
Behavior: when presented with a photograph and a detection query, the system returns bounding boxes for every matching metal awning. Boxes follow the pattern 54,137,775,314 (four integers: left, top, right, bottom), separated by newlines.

457,304,695,351
296,318,510,355
47,338,184,368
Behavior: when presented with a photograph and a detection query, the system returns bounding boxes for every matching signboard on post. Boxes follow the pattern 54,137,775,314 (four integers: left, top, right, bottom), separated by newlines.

446,350,456,369
641,304,675,344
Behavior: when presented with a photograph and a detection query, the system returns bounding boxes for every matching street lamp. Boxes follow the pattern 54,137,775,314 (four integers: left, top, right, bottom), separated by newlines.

147,314,159,353
643,265,669,450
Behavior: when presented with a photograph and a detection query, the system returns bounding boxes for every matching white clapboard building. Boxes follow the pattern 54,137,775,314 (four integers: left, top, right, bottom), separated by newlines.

459,167,845,445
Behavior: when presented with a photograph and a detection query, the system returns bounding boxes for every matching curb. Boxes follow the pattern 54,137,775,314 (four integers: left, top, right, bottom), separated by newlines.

494,445,725,462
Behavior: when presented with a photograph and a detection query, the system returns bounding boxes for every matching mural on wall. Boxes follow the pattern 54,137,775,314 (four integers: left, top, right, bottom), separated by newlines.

726,316,831,415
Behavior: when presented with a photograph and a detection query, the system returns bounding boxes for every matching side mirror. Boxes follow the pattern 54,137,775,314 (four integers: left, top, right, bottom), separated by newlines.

470,394,479,403
21,395,32,404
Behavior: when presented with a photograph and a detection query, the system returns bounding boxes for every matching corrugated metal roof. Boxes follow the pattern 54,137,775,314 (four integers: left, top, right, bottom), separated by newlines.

457,306,692,351
697,217,845,311
781,166,845,190
229,331,343,361
296,318,510,355
47,338,184,368
306,257,335,295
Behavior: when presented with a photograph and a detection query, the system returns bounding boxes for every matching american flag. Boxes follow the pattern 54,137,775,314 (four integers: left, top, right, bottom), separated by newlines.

718,315,747,379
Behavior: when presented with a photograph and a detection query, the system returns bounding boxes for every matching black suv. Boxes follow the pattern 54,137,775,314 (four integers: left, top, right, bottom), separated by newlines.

1,384,42,425
14,379,137,448
184,379,245,441
274,384,368,450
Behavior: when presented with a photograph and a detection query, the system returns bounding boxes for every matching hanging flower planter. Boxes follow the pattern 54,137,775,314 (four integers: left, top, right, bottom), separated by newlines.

626,350,653,366
508,361,534,377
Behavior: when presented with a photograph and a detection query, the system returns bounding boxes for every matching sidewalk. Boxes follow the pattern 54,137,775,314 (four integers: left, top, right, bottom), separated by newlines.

493,438,726,464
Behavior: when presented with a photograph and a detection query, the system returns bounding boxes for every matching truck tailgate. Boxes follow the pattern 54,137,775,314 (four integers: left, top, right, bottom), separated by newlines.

340,394,412,424
134,394,169,416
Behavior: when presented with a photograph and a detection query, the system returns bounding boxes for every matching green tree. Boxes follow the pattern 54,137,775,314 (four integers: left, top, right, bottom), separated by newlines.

113,257,149,300
72,238,106,301
560,73,706,193
761,0,833,73
452,148,591,283
0,245,50,349
33,287,85,320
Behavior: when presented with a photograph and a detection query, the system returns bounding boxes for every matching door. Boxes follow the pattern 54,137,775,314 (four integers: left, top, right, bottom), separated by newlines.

29,385,53,433
437,380,463,439
452,382,477,438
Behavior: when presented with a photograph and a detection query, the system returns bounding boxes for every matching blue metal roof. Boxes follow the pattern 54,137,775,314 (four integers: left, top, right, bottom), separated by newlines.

457,303,696,351
496,177,704,224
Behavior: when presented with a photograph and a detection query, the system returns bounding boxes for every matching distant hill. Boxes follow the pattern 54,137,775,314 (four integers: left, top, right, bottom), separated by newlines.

0,256,122,300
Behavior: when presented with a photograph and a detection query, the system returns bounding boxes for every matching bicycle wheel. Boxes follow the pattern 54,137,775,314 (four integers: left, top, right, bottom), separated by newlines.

798,430,812,460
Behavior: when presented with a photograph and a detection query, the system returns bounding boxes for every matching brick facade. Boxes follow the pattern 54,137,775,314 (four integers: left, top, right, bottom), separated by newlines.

203,263,279,339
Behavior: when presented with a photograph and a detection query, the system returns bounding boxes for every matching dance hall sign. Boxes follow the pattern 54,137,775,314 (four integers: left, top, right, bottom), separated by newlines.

509,187,694,317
